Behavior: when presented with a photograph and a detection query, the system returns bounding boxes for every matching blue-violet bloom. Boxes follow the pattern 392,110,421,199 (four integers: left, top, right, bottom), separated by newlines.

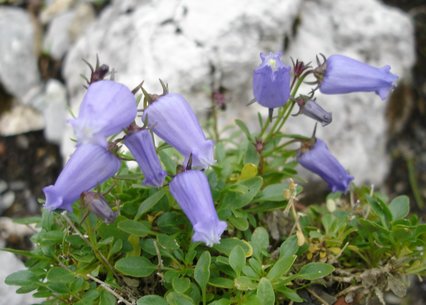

43,144,121,211
169,170,227,246
70,80,137,146
143,93,214,168
124,129,167,187
318,54,398,100
297,139,353,192
82,192,117,224
253,52,291,108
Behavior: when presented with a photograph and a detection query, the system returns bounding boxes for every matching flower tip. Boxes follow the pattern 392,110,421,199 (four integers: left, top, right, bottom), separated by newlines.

43,185,71,211
192,220,227,247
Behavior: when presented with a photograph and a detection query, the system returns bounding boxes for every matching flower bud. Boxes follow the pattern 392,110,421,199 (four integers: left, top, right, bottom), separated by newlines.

297,139,353,193
70,80,137,146
316,54,398,100
81,192,117,224
295,97,332,126
124,129,167,187
143,93,215,168
43,144,121,211
169,170,227,246
253,52,291,108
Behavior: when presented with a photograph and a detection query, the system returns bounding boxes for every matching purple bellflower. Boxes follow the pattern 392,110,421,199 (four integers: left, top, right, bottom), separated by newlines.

253,52,291,108
295,96,332,126
81,192,118,224
316,54,398,100
143,93,215,168
124,128,167,187
43,144,121,211
169,170,227,246
297,138,353,193
70,80,137,146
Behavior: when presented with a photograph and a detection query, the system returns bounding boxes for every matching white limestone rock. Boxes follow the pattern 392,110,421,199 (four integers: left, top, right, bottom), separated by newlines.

0,104,44,136
0,251,38,305
43,3,96,60
0,7,40,100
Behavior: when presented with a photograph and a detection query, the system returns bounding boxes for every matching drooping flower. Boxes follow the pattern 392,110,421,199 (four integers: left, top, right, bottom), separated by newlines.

253,52,291,108
70,80,137,146
297,138,353,192
124,128,167,187
81,192,117,224
295,96,332,126
43,144,121,211
316,54,398,100
142,93,214,168
169,170,227,246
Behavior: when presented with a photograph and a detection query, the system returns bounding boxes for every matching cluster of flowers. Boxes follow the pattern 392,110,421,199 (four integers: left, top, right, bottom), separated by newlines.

43,77,226,246
253,52,398,192
43,52,398,246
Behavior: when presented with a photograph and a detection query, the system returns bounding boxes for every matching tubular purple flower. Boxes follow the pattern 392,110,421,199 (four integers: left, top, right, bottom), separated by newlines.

253,52,291,108
81,192,117,224
70,80,137,146
142,93,214,168
169,170,227,246
317,55,398,100
43,144,121,211
124,129,167,187
297,139,353,193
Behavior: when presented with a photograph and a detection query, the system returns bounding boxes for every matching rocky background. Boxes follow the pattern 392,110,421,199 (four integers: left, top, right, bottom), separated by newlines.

0,0,424,304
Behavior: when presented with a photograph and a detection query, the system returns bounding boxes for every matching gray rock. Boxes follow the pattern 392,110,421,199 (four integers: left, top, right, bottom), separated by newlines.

0,251,38,305
62,0,414,186
0,7,40,100
0,104,45,136
42,80,68,144
43,3,96,60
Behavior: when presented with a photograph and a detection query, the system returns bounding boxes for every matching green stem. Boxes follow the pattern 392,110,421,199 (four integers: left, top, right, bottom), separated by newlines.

261,73,308,143
407,157,425,209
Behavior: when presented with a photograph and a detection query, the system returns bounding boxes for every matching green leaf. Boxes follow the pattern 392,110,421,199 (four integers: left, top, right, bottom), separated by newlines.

256,278,275,305
221,177,263,209
229,215,249,231
229,246,246,276
114,256,156,277
157,234,179,251
208,299,231,305
234,276,257,291
208,277,234,289
366,195,392,227
297,262,334,280
173,277,191,293
235,119,253,141
276,286,303,302
389,195,410,221
256,183,289,202
251,227,269,259
239,163,258,180
194,251,211,290
267,255,297,281
213,238,252,256
5,270,36,286
99,290,116,305
137,295,168,305
279,235,299,258
117,220,152,237
135,189,166,220
166,291,195,305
